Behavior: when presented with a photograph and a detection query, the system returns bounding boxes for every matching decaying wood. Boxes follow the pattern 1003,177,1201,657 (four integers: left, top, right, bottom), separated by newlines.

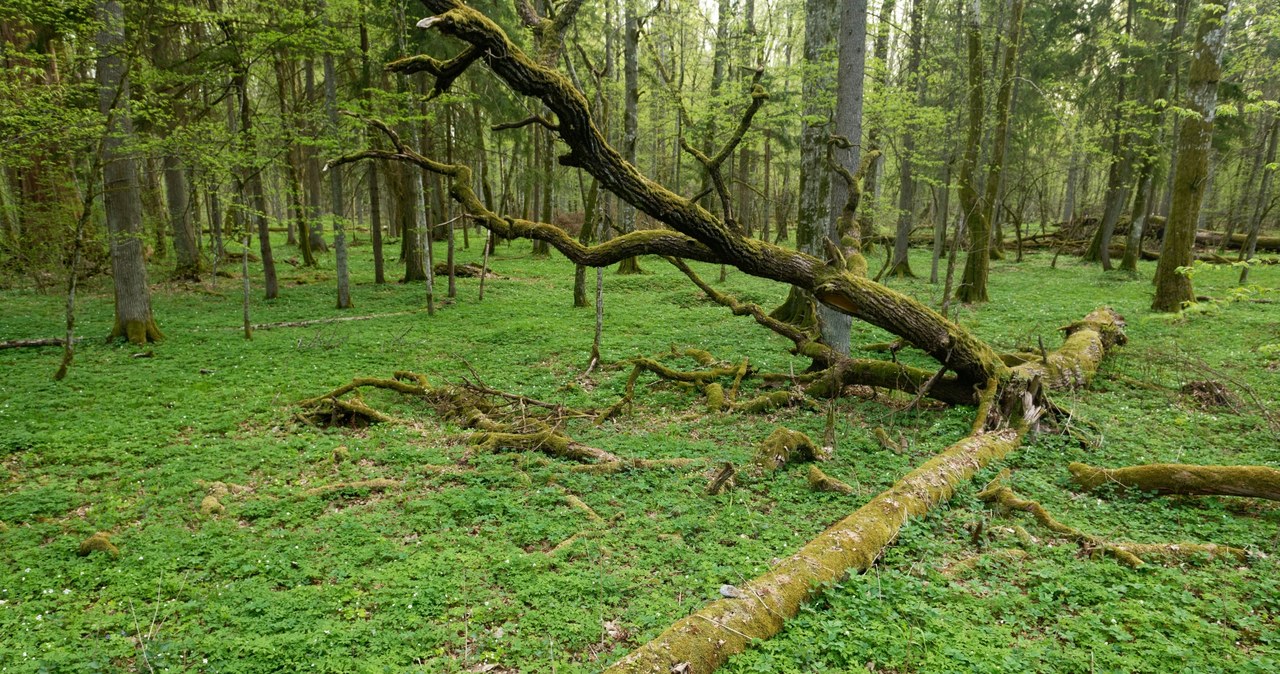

806,466,855,495
0,337,81,350
978,473,1246,567
604,307,1124,673
1069,462,1280,502
250,310,421,330
751,428,824,475
706,462,737,495
303,478,402,497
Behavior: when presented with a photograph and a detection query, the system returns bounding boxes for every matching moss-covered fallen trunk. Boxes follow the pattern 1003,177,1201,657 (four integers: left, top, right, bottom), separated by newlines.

604,308,1125,673
1069,462,1280,501
604,427,1025,673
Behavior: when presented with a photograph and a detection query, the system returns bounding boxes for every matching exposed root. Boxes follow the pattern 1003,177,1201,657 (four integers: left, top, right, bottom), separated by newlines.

806,466,855,495
874,427,907,454
978,472,1246,567
1069,462,1280,502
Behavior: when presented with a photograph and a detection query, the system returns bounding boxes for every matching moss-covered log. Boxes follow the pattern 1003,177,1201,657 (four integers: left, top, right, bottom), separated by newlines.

604,426,1025,673
1069,462,1280,502
470,429,619,463
604,308,1124,673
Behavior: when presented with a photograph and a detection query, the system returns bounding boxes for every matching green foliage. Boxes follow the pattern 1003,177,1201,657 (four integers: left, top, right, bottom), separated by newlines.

1,242,1277,671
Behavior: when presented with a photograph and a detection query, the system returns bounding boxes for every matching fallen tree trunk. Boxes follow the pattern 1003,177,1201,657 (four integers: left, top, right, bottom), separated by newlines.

1196,230,1280,253
0,337,81,350
1069,462,1280,501
605,308,1125,673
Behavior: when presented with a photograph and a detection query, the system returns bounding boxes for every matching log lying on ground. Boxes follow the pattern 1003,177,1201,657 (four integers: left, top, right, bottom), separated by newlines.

605,426,1026,673
0,337,83,350
1197,230,1280,253
604,308,1125,674
1069,462,1280,501
978,475,1246,567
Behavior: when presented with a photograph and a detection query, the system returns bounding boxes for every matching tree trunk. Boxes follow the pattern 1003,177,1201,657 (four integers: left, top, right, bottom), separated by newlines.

888,0,925,278
321,18,353,309
1152,1,1231,312
96,0,161,344
1238,116,1279,285
616,0,643,274
164,155,199,280
855,0,894,245
303,60,329,254
955,1,989,304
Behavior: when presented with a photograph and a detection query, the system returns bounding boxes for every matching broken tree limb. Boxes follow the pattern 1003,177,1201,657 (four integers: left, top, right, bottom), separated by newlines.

0,337,82,350
978,474,1246,567
337,4,1011,391
1069,462,1280,501
806,466,855,495
470,429,619,464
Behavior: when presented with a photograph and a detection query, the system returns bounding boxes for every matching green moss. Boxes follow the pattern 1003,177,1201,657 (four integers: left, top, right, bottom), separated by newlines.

77,532,119,558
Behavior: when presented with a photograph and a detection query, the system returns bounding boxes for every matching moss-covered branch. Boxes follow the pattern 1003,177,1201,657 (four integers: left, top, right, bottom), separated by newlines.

978,474,1246,567
1069,462,1280,501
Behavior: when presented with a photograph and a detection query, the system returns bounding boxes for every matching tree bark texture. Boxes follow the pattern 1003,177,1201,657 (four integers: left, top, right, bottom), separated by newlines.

1152,1,1230,312
955,1,989,304
97,0,161,344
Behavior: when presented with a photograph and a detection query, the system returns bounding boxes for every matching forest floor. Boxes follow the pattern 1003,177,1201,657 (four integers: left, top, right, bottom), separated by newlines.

1,235,1278,673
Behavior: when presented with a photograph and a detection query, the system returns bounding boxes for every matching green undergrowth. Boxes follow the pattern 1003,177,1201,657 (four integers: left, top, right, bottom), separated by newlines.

1,236,1277,673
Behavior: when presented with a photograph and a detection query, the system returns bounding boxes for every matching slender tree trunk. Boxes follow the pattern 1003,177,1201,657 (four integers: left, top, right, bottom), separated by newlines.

616,0,643,274
955,0,989,304
303,60,329,254
233,67,278,300
1239,117,1278,285
97,0,161,344
1152,1,1231,312
889,0,925,278
856,0,894,246
321,24,352,309
164,154,199,279
979,0,1023,266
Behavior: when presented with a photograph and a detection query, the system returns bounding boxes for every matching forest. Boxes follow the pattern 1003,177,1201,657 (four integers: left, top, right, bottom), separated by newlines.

1,0,1278,671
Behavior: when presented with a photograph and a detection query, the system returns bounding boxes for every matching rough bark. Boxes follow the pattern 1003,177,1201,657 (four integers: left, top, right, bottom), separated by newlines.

321,14,353,309
97,0,161,344
1152,2,1230,312
888,0,924,278
955,1,988,304
1070,462,1280,502
979,0,1023,266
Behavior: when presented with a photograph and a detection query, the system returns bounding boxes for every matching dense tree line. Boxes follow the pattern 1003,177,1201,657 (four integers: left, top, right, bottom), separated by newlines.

1,0,1277,343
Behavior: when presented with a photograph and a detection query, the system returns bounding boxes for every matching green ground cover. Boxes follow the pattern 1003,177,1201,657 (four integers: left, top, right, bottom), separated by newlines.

1,237,1277,673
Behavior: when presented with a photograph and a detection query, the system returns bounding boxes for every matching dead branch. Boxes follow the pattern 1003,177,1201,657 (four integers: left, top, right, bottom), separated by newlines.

1069,462,1280,501
0,337,81,350
491,115,559,132
978,473,1246,567
751,428,825,476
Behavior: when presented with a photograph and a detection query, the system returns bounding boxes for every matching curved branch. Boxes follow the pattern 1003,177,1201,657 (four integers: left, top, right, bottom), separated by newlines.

407,1,1006,387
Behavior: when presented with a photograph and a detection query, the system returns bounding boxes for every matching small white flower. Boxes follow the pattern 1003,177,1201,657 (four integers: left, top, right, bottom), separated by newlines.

62,589,70,595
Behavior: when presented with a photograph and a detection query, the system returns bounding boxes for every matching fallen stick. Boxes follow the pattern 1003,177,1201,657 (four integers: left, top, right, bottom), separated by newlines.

0,337,81,350
249,310,421,330
1069,462,1280,501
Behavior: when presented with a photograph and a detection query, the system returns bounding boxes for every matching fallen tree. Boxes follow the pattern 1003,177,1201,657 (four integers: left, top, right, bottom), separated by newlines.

311,4,1143,670
1070,462,1280,501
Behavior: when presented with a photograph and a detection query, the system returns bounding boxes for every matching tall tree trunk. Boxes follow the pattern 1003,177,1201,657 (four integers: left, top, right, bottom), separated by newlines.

164,155,199,279
234,68,278,300
303,60,329,254
321,7,352,309
955,0,989,304
855,0,894,246
1238,117,1278,285
274,53,316,266
889,0,925,278
981,0,1023,264
1152,1,1231,312
616,0,643,274
97,0,161,343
